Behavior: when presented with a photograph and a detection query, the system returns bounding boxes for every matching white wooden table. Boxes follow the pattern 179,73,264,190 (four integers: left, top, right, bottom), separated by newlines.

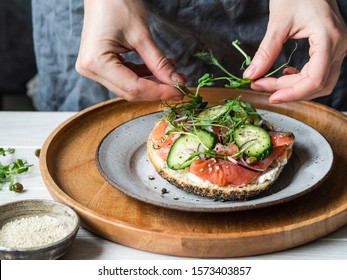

1,111,347,260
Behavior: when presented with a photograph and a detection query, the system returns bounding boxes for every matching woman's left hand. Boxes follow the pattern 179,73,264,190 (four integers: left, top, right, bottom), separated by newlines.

243,0,347,103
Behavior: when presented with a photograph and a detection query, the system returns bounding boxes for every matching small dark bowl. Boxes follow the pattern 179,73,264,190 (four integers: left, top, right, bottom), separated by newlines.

0,199,79,260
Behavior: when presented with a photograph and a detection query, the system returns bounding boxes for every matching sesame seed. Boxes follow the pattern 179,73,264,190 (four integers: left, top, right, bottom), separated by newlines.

0,216,68,249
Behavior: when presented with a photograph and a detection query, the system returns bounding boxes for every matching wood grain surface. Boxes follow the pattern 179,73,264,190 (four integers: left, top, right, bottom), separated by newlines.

39,88,347,258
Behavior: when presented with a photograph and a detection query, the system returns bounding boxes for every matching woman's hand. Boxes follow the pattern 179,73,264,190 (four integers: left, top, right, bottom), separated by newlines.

243,0,347,104
76,0,185,101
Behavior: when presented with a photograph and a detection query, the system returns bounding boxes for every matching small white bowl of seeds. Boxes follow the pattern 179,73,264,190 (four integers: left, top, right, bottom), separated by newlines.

0,199,79,260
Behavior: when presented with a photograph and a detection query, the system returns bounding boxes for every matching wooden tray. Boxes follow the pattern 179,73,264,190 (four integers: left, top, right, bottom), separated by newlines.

40,88,347,258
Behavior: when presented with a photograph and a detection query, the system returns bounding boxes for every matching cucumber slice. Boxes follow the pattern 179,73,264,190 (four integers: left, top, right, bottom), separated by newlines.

233,124,272,159
198,105,228,121
167,129,216,170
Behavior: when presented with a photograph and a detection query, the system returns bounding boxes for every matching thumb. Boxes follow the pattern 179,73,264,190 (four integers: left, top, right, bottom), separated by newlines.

243,28,285,80
136,32,186,86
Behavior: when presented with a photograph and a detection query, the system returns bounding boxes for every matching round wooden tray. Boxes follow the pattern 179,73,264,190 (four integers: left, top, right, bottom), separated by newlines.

40,88,347,258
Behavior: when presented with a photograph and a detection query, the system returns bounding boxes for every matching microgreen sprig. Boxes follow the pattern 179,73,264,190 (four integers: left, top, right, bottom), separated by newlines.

194,40,298,90
264,42,298,77
0,148,33,192
232,40,252,69
0,147,15,156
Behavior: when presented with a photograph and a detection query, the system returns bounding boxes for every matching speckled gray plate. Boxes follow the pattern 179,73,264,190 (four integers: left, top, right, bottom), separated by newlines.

96,111,333,212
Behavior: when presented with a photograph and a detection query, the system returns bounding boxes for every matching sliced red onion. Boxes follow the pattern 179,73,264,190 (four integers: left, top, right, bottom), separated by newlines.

185,148,195,154
239,157,265,172
226,156,238,165
198,154,206,160
197,143,205,153
186,119,198,124
174,116,188,122
183,126,193,131
226,156,264,172
239,139,257,151
197,143,206,159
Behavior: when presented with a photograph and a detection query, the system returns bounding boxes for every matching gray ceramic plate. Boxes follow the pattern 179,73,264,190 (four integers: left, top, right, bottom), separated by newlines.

96,111,333,212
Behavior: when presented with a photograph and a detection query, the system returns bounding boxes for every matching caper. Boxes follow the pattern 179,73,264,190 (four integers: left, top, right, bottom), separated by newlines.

244,118,253,124
246,157,258,165
35,149,41,157
282,132,295,138
13,182,24,193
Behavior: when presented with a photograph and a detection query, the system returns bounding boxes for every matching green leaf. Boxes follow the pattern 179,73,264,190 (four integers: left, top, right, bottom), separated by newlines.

0,147,15,156
232,104,241,112
198,73,211,83
0,147,32,192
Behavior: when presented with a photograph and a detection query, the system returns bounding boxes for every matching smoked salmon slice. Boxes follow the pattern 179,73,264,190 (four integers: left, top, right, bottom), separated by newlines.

268,131,295,147
150,121,179,160
189,144,289,187
190,159,260,186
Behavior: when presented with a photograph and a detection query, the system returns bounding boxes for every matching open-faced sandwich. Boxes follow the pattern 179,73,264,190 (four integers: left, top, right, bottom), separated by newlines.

147,96,295,201
147,41,296,201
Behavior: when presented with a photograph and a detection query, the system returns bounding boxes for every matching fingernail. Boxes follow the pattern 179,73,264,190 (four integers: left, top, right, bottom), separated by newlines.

269,93,283,104
269,98,280,104
251,84,262,91
170,72,186,84
243,65,256,78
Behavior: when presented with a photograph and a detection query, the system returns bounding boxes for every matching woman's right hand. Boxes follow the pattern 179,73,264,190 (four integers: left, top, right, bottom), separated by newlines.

76,0,185,101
